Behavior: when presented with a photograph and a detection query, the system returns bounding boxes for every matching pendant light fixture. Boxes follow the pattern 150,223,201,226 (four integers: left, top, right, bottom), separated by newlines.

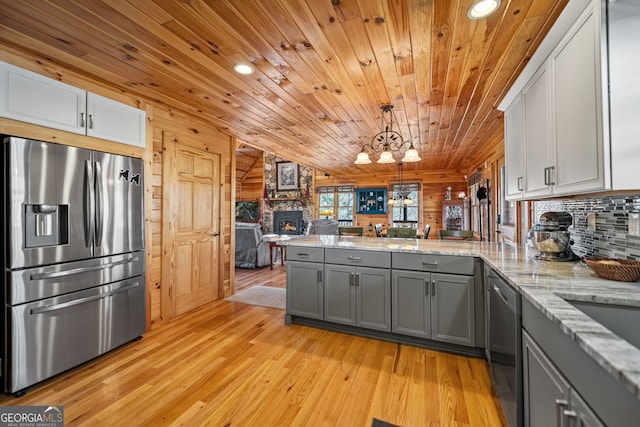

388,163,414,205
354,104,421,164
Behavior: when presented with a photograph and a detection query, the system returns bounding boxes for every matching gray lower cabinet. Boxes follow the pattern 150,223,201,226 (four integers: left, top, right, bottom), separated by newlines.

324,264,391,332
523,330,604,427
391,269,475,346
286,246,325,320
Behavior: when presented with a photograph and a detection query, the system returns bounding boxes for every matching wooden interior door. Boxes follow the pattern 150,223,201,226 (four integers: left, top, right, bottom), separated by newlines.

162,133,221,319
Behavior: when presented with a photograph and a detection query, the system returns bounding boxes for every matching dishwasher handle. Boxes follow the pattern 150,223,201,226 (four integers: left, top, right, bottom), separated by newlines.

492,284,513,312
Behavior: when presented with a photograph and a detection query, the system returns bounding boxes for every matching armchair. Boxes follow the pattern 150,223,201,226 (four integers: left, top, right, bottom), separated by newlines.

235,222,271,268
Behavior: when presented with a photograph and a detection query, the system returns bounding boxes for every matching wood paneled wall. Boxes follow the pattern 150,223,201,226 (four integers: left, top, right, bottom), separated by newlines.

236,155,264,201
0,51,235,327
315,170,468,238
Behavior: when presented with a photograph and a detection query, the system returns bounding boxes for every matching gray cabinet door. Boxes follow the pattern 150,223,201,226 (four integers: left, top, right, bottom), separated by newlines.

355,267,391,331
522,331,570,427
324,264,355,325
286,261,323,319
391,270,430,338
431,273,475,346
569,389,605,427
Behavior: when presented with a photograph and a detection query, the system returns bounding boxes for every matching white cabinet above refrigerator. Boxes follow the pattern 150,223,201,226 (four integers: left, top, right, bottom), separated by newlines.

0,60,146,148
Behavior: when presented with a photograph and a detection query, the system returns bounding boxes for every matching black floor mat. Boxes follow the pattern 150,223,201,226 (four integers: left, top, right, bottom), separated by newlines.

371,418,400,427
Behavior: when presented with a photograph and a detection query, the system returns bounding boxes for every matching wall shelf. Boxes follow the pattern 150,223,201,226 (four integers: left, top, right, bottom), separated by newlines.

356,188,387,214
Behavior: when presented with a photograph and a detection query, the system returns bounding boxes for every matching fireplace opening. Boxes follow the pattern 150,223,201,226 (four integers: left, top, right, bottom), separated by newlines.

273,211,304,235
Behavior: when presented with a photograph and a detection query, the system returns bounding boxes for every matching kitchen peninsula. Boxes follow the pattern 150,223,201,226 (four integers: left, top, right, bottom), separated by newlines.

279,235,640,426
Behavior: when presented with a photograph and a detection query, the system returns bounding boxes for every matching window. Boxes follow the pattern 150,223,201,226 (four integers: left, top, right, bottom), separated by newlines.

318,185,355,225
390,182,420,226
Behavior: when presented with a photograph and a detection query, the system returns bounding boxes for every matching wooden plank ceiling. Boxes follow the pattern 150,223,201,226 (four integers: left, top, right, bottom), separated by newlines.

0,0,566,177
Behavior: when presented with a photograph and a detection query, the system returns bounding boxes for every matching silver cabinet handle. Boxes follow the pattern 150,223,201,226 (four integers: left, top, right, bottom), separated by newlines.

425,279,429,295
431,280,436,295
296,253,309,257
349,272,355,286
347,256,362,261
80,112,86,127
89,114,95,129
544,166,556,186
317,270,323,283
422,261,439,267
555,399,568,427
563,409,577,426
517,176,523,191
355,273,360,287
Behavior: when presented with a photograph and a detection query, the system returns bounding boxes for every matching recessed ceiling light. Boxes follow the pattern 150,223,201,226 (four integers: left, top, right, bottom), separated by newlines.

233,63,254,75
467,0,501,20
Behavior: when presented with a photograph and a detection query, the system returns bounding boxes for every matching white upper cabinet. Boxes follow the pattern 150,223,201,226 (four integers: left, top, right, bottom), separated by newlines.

0,61,86,134
551,5,605,195
86,93,146,147
522,64,554,198
0,61,146,148
608,0,640,189
504,95,524,199
501,0,639,200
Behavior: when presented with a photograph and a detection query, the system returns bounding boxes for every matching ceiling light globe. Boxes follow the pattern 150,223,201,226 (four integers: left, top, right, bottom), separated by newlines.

401,148,422,162
377,151,395,163
467,0,501,20
354,151,372,164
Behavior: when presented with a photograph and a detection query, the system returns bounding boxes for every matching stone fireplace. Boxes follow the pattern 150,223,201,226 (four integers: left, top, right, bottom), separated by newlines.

273,211,304,235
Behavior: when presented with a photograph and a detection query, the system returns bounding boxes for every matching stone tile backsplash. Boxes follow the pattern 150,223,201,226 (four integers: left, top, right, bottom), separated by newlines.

533,194,640,260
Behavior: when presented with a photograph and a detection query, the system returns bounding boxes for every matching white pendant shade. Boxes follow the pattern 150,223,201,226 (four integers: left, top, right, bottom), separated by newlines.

354,105,423,165
377,151,395,163
354,151,372,164
401,148,422,162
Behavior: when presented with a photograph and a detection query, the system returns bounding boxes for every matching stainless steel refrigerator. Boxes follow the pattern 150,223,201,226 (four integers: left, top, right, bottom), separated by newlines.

1,136,146,394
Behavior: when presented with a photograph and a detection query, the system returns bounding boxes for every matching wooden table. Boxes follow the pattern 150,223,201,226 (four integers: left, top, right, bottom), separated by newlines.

268,238,286,270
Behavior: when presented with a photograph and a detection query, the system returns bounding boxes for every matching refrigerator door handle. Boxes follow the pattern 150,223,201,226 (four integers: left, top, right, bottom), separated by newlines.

84,160,95,247
29,282,141,315
29,255,139,280
95,161,104,247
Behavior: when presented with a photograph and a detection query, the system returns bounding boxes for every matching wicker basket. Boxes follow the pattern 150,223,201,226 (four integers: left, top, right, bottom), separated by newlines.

584,257,640,282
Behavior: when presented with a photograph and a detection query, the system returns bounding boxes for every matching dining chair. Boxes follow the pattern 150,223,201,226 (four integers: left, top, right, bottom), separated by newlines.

386,227,417,238
423,224,431,239
438,229,473,241
338,226,364,236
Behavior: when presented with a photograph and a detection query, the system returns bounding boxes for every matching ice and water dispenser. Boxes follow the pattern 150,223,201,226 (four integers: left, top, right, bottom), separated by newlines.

24,204,68,247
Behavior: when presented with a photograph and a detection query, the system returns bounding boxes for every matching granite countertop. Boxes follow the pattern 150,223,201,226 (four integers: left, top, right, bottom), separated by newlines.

278,235,640,400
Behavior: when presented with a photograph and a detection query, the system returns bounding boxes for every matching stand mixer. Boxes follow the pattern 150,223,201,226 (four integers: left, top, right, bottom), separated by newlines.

530,211,581,261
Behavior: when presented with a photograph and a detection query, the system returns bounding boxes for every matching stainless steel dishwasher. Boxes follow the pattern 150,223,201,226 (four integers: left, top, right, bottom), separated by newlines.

485,267,522,427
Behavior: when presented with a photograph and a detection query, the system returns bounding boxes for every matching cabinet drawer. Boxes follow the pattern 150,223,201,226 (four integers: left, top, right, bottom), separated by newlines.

286,246,324,263
325,248,390,268
392,253,474,275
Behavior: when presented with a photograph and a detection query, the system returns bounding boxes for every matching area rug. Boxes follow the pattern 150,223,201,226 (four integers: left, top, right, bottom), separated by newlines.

224,285,286,309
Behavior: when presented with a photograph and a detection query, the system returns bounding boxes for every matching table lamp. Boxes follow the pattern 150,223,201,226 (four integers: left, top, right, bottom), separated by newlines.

320,209,333,219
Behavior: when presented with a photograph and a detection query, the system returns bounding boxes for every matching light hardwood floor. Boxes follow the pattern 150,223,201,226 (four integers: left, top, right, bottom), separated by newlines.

0,265,506,426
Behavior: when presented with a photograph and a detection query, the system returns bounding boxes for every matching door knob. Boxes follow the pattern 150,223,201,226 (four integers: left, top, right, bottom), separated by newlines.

212,231,220,236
